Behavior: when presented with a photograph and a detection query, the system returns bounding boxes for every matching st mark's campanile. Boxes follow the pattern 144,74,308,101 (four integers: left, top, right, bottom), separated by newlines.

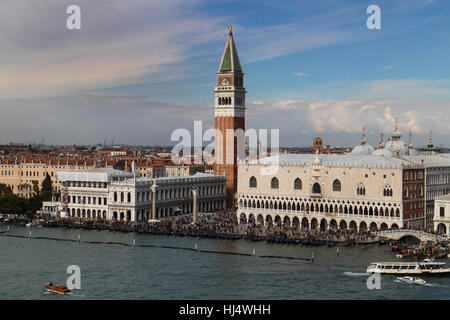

214,25,246,209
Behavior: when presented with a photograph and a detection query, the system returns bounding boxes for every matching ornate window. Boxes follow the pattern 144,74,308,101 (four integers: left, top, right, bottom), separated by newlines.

294,178,302,190
383,185,393,197
356,184,366,196
271,177,279,189
333,179,341,192
249,176,257,188
312,183,321,194
218,97,231,105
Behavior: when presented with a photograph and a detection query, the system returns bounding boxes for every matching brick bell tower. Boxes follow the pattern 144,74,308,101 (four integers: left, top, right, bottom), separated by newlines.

214,25,246,209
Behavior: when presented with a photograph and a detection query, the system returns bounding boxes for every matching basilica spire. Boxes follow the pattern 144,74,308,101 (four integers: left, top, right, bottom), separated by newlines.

360,126,367,145
427,129,434,148
408,131,414,149
391,117,402,140
378,130,385,149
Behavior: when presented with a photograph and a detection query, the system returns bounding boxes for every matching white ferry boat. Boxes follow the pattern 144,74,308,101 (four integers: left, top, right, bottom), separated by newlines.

367,261,450,275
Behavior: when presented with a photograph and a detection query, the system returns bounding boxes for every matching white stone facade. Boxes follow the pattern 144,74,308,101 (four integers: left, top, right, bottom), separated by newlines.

236,154,425,232
434,194,450,235
44,169,226,221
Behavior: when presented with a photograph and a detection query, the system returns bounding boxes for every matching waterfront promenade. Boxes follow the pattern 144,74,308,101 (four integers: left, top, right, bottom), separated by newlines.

1,211,383,246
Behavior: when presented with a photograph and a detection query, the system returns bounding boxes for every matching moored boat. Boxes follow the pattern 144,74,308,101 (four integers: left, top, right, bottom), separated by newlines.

396,251,409,258
390,242,408,252
26,220,41,227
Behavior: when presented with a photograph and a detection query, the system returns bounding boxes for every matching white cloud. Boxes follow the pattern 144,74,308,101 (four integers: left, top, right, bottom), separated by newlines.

379,65,396,71
363,79,450,98
0,1,447,147
294,72,308,77
0,1,373,99
0,1,225,99
0,93,212,145
247,97,450,146
2,93,449,147
274,100,306,111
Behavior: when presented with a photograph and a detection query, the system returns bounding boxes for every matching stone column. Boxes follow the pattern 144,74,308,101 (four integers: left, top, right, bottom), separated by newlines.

151,183,158,220
191,186,199,224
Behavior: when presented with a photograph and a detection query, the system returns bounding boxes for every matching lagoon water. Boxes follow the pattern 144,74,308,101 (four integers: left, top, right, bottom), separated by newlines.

1,225,449,300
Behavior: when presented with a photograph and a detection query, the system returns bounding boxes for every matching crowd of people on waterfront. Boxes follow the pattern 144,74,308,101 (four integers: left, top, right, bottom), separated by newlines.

244,220,378,243
2,210,445,245
403,225,448,237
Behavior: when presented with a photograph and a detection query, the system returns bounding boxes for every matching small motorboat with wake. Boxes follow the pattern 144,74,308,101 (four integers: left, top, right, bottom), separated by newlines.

396,276,428,286
45,283,71,295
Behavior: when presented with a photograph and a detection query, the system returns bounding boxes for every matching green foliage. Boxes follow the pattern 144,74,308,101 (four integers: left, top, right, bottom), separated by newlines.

0,192,46,215
27,195,43,213
0,193,27,214
42,174,52,193
0,184,13,195
41,174,53,201
32,181,39,195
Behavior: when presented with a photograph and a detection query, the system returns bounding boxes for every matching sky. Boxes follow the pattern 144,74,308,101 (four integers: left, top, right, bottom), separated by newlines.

0,0,449,147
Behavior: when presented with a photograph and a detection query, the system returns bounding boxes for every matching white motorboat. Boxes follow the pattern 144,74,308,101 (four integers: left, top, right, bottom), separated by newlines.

396,276,428,285
26,221,39,227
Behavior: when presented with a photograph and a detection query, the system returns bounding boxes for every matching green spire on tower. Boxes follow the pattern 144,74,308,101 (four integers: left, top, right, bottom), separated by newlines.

218,25,242,73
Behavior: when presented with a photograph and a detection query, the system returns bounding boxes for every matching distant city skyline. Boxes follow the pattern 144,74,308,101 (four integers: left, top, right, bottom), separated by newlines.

1,0,449,146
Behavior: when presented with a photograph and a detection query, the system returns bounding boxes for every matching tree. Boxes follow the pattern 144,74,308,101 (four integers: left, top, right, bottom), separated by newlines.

41,174,53,201
0,184,12,195
32,180,39,195
0,193,26,214
26,195,44,213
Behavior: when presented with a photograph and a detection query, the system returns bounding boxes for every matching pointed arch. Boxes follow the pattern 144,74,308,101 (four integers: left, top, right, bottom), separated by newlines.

294,178,302,190
333,179,341,192
271,177,279,189
249,176,257,188
312,183,321,194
